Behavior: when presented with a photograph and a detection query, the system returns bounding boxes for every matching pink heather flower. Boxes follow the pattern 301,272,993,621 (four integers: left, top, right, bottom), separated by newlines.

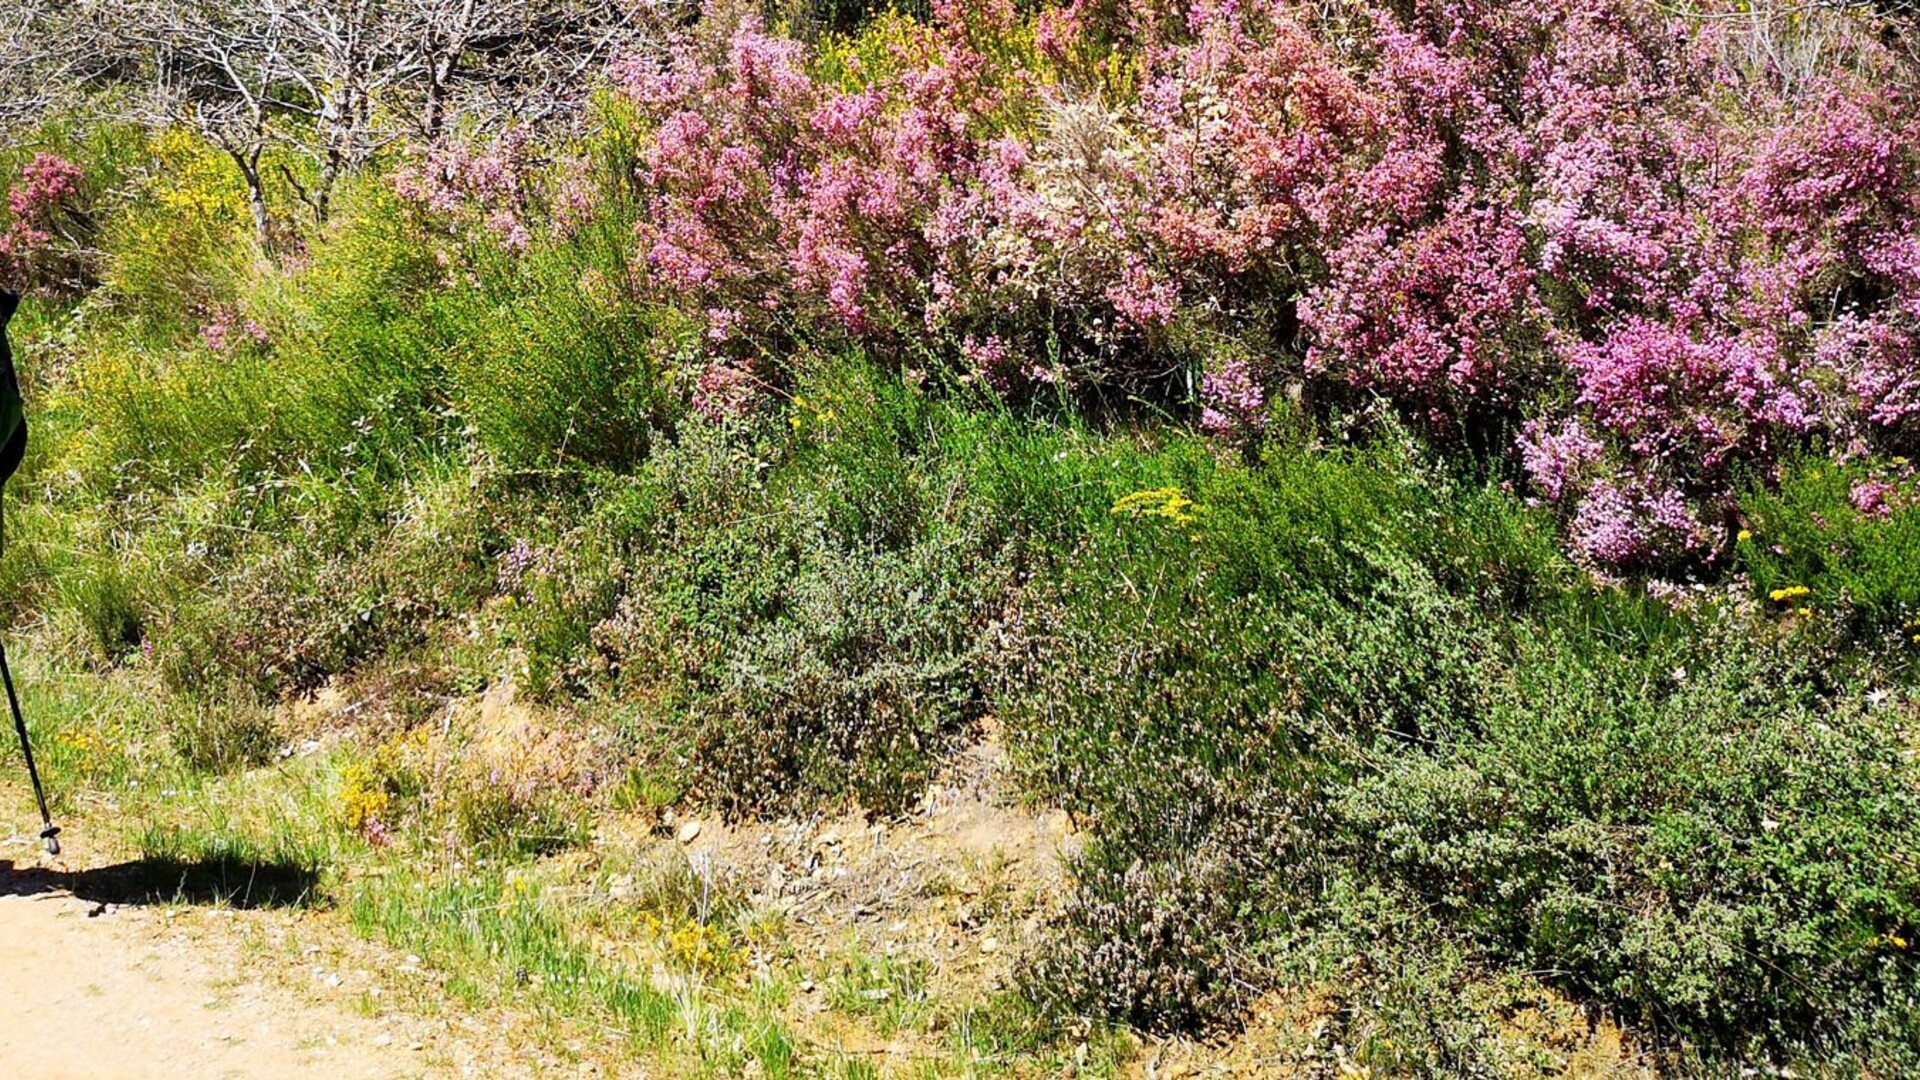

691,361,759,421
1106,258,1180,330
1,153,88,293
811,91,883,143
1572,480,1652,567
484,209,531,253
1519,418,1604,503
200,316,230,354
962,334,1019,393
1303,198,1541,415
199,308,269,354
704,306,744,342
554,159,596,235
392,133,569,253
1851,479,1898,519
1570,478,1710,568
727,18,811,107
497,538,540,596
7,154,81,221
1199,356,1265,436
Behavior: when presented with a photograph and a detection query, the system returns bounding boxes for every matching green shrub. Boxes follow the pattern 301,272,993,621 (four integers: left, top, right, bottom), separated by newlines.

675,529,1006,814
151,466,512,701
1005,430,1920,1064
59,555,144,662
444,221,689,471
169,692,280,773
1021,846,1257,1033
1338,627,1920,1055
1739,458,1920,653
584,408,1010,815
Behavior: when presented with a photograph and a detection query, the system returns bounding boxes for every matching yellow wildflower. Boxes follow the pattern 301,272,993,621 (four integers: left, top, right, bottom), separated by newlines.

339,763,393,832
1112,487,1201,526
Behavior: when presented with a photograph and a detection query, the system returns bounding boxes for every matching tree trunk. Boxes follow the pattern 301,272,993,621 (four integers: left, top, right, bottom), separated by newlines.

229,146,273,256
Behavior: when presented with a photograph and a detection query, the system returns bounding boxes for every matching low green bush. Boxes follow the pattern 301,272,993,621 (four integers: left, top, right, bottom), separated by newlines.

1336,625,1920,1057
509,366,1018,815
1004,430,1920,1064
167,691,280,773
1739,457,1920,653
1021,845,1258,1033
443,219,688,472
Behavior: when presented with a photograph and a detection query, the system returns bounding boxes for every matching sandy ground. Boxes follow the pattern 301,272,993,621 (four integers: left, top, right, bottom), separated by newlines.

0,841,434,1080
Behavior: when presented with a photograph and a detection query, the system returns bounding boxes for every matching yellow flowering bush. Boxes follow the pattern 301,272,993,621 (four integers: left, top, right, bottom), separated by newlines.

339,762,394,836
643,912,737,977
1111,487,1200,526
338,728,430,841
101,126,254,314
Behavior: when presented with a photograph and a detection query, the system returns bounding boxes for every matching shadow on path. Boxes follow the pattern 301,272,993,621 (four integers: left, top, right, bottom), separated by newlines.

0,856,322,909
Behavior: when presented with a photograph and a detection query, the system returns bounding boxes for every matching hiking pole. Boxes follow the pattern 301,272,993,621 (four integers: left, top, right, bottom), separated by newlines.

0,290,45,854
0,638,58,855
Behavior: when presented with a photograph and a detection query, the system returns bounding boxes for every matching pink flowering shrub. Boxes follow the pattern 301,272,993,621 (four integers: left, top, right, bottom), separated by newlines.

1851,478,1900,519
199,306,271,354
690,359,760,421
0,153,94,295
1199,354,1266,438
384,0,1920,568
614,5,1046,380
393,131,596,255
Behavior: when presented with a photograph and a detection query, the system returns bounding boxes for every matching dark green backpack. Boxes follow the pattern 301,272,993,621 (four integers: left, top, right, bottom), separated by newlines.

0,291,24,551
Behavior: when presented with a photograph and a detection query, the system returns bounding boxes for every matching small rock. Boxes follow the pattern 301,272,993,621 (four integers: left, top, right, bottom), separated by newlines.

981,936,1000,954
677,820,702,844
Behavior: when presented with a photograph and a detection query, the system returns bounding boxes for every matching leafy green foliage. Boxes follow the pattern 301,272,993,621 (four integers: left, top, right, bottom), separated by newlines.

10,87,1920,1075
1739,458,1920,652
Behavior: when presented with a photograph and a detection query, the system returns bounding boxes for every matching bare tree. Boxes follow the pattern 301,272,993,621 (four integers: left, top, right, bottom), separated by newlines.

8,0,664,254
0,1,130,149
276,0,409,228
109,0,312,252
392,0,643,142
0,6,61,143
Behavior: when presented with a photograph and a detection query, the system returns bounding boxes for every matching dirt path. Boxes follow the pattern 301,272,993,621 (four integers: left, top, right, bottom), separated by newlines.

0,841,436,1080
